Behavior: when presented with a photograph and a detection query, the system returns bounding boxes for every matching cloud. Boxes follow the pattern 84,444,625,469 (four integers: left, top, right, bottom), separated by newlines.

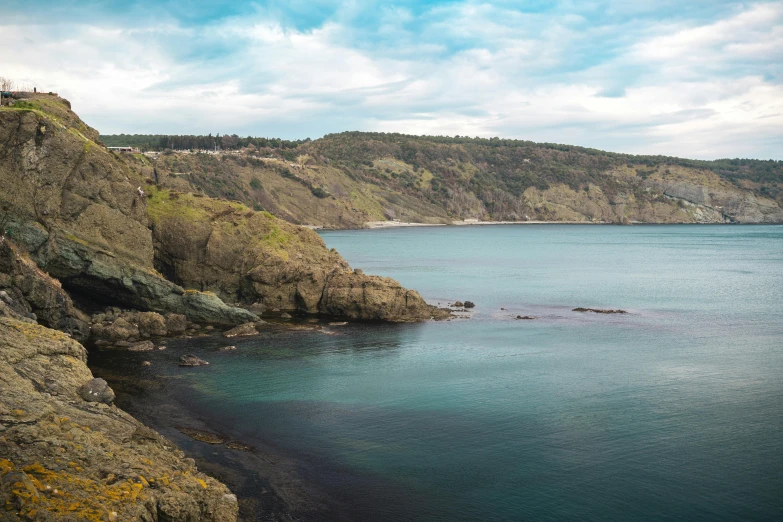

1,0,781,159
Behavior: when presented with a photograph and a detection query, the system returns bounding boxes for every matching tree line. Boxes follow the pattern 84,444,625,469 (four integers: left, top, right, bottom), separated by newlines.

100,134,310,152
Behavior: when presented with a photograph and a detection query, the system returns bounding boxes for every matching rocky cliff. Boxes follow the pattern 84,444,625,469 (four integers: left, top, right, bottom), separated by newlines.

0,98,256,325
1,95,442,323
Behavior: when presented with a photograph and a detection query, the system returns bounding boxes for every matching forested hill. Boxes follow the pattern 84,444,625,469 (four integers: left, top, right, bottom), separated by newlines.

107,131,783,227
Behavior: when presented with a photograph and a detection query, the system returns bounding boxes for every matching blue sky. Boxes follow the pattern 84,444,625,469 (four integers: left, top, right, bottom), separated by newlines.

3,0,782,159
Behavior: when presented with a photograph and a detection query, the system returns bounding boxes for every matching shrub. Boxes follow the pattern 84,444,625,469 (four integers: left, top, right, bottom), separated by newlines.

311,187,329,198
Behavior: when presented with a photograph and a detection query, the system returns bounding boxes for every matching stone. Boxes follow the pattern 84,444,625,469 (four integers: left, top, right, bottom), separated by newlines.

128,341,155,352
179,354,209,367
463,301,476,308
165,313,189,334
77,378,115,404
279,312,292,319
453,301,464,307
138,311,167,336
223,322,258,338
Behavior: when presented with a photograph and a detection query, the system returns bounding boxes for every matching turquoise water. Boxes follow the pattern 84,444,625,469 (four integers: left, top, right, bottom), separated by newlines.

164,226,783,520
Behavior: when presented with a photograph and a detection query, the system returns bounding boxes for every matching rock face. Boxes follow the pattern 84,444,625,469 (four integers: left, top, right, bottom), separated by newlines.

0,317,237,521
147,189,447,322
0,239,89,340
0,100,256,326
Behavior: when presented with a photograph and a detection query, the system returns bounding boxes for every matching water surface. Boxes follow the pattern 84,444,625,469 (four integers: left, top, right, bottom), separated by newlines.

107,225,783,521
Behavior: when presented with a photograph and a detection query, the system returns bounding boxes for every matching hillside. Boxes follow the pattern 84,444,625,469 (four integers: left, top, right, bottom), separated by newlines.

103,132,783,227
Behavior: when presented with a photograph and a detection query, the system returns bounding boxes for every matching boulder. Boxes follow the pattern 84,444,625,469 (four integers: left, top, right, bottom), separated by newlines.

128,340,155,352
138,311,167,336
179,354,209,367
452,301,464,307
463,301,476,308
223,322,258,338
165,313,189,334
77,378,115,404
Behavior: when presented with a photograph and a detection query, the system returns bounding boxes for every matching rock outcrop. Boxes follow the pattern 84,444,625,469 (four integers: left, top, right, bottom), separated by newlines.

147,189,448,321
0,317,237,521
1,95,442,324
0,239,89,340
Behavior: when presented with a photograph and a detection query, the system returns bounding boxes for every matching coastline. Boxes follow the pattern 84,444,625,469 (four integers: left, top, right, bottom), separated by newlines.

356,220,783,230
86,324,404,522
364,219,605,229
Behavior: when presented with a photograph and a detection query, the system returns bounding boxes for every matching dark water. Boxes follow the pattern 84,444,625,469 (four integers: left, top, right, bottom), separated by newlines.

95,225,783,521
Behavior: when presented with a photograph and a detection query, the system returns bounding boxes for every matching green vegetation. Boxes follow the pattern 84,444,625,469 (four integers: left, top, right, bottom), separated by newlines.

120,128,782,225
101,133,309,151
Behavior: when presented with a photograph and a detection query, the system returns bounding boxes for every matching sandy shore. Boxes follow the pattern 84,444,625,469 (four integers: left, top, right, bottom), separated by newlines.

365,221,447,228
365,220,605,228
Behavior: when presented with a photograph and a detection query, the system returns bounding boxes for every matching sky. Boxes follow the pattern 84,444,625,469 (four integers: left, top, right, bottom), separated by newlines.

3,0,783,159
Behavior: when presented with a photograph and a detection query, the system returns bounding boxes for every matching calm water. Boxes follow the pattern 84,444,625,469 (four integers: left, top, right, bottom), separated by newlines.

124,226,783,520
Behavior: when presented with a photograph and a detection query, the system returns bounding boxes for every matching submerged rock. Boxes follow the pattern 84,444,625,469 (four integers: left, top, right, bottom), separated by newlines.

516,315,536,320
128,340,155,352
218,345,237,351
177,427,226,444
572,307,628,314
179,354,209,367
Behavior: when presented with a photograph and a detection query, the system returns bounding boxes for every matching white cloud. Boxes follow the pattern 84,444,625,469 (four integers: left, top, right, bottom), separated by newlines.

1,1,781,159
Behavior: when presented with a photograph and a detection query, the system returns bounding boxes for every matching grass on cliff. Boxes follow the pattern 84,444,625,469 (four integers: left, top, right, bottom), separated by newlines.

145,186,299,258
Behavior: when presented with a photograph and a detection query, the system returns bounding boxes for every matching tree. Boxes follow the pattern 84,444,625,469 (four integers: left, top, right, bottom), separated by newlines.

0,77,15,91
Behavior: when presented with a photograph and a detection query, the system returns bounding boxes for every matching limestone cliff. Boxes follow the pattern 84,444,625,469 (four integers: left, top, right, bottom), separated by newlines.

0,317,238,521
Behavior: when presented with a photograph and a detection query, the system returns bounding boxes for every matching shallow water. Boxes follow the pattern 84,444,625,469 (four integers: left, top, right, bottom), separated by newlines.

103,225,783,520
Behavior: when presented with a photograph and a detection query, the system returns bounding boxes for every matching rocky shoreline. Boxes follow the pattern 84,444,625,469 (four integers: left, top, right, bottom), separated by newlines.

85,329,350,521
0,94,452,519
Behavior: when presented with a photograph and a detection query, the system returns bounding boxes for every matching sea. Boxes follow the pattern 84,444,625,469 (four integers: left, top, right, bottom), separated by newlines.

91,225,783,521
